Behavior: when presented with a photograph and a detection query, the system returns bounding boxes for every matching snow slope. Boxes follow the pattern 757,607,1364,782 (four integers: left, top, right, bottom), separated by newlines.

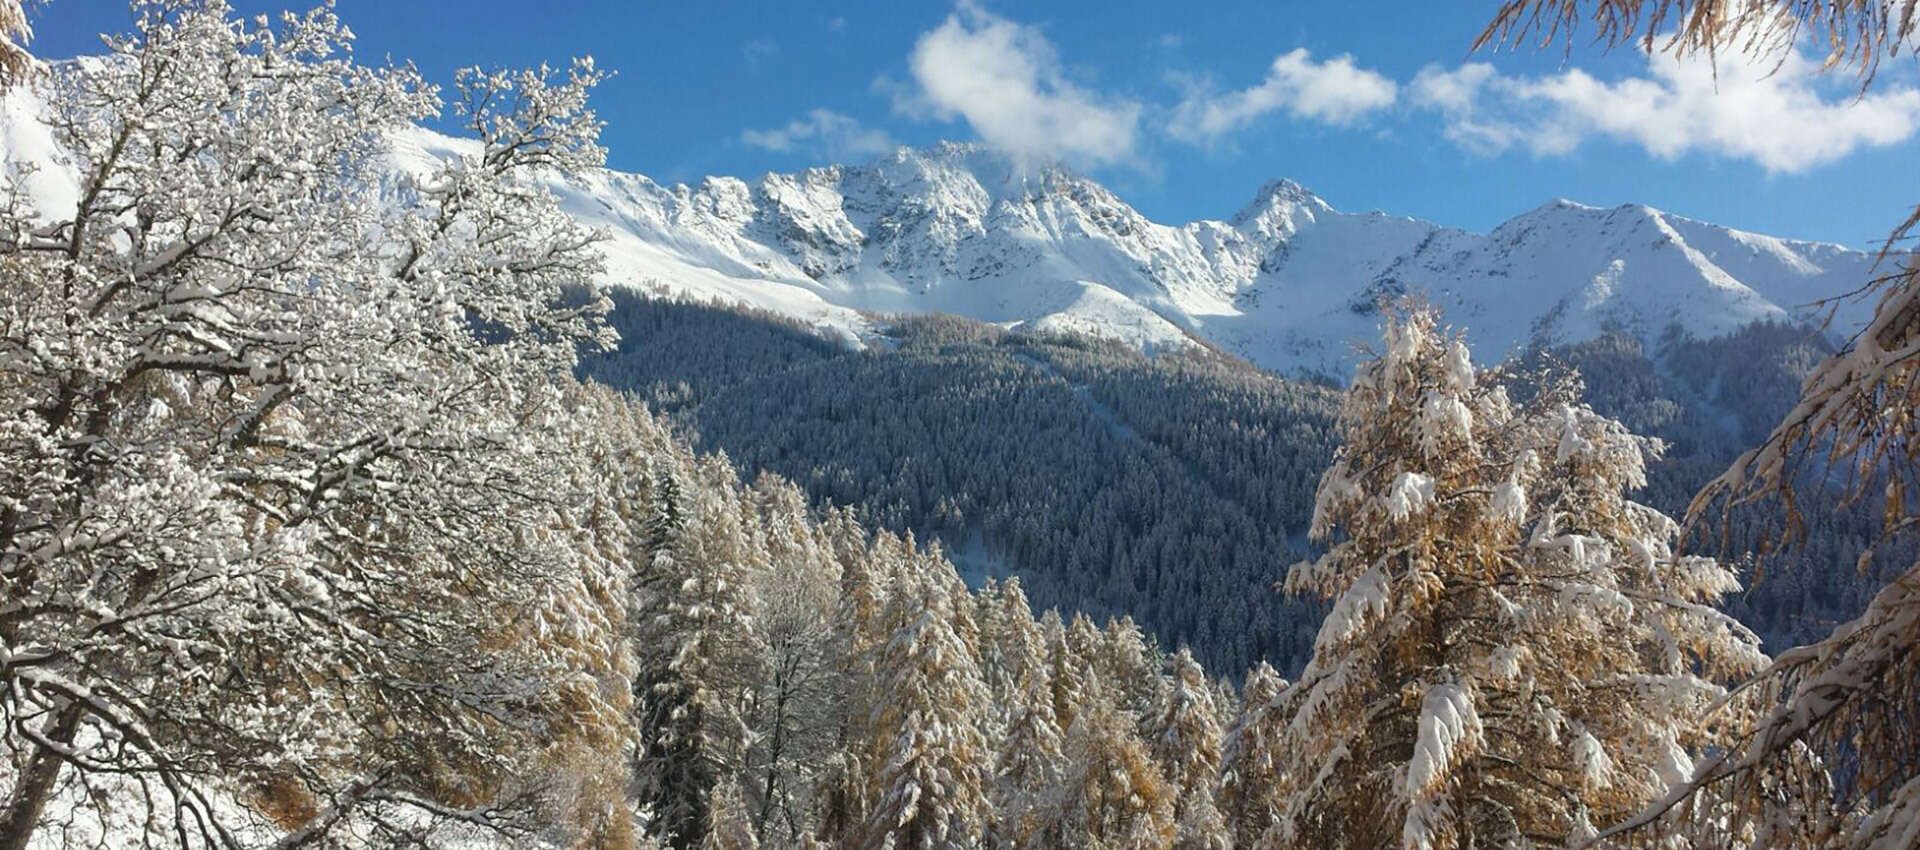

2,82,1883,378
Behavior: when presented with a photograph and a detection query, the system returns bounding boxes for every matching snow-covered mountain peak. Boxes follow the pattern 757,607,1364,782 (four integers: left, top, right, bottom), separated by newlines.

350,131,1904,375
1239,177,1325,212
0,75,1883,378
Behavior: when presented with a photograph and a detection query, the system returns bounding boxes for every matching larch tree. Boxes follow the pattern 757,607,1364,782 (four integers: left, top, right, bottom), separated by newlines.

974,578,1043,708
1477,3,1920,848
1056,614,1112,733
703,779,762,850
1271,307,1765,850
811,520,906,850
988,587,1067,850
0,1,622,846
0,0,29,86
1046,674,1177,850
1150,649,1228,850
857,564,994,850
1041,610,1089,732
1098,616,1169,731
1218,663,1287,849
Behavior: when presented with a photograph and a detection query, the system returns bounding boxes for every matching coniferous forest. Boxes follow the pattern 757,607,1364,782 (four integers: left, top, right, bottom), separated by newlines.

3,2,1920,850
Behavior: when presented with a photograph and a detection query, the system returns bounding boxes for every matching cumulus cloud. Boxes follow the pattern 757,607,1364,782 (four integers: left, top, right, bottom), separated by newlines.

1170,49,1398,144
741,109,897,161
898,1,1142,167
1409,48,1920,173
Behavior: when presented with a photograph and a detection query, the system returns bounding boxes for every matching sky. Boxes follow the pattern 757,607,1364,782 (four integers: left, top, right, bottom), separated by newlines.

24,0,1920,248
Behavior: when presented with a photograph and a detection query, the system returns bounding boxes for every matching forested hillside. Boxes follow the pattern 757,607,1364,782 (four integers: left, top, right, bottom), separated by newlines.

582,292,1342,674
585,295,1909,668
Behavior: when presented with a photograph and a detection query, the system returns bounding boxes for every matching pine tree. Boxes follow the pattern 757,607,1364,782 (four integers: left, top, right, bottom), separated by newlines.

1271,306,1766,850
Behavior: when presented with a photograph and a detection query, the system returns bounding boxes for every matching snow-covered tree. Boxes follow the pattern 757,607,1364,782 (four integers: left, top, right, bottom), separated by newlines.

737,475,849,845
1045,674,1177,850
975,578,1044,707
0,1,623,846
1052,614,1107,731
631,454,759,849
810,519,905,850
0,0,30,86
1270,307,1766,850
1150,649,1228,850
1475,4,1920,847
857,565,995,850
1218,663,1287,849
704,779,762,850
987,585,1067,850
1099,616,1170,731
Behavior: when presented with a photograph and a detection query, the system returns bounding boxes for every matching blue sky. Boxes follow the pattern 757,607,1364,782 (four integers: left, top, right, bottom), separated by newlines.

26,0,1920,247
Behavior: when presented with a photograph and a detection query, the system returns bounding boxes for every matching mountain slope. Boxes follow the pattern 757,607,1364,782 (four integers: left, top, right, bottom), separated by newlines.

580,293,1344,675
583,296,1913,676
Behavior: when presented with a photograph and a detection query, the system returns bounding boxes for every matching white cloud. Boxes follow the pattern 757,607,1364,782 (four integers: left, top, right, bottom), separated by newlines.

899,1,1142,167
741,109,897,161
1170,48,1397,144
742,39,779,67
1410,48,1920,173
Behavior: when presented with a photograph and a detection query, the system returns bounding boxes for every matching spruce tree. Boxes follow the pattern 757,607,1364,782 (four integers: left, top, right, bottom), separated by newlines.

632,458,757,848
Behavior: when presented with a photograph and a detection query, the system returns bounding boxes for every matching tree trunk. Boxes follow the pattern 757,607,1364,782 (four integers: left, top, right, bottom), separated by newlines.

0,703,83,850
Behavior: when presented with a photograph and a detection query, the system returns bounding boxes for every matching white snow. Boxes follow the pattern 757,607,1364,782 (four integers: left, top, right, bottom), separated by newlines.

1386,471,1436,521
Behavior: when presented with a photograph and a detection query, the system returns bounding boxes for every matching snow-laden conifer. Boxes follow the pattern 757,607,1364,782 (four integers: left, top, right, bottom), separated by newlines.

1218,662,1288,849
1270,306,1766,850
1044,674,1178,850
857,566,994,850
1151,649,1229,850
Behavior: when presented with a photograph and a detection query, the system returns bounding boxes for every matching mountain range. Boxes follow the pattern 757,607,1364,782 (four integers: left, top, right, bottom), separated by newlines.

387,128,1880,378
0,87,1884,378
